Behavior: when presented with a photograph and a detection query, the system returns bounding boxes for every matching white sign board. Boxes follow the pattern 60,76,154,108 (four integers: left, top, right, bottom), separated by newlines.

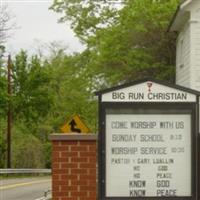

106,114,191,197
102,82,196,102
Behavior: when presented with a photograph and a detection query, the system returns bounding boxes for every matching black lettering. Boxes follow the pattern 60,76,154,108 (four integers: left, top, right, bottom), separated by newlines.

133,166,140,171
158,166,168,171
157,173,172,179
130,190,146,197
133,173,140,178
131,121,156,129
140,147,167,155
175,121,184,129
160,121,174,129
111,121,128,129
112,147,138,155
112,134,136,142
129,180,146,188
157,180,170,188
112,92,125,99
128,93,144,100
148,92,187,100
140,134,164,142
157,189,177,196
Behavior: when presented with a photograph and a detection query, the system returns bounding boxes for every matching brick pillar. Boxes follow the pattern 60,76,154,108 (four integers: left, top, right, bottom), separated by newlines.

49,134,97,200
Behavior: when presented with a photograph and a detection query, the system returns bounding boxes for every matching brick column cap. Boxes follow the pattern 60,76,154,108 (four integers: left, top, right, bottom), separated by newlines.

49,133,97,141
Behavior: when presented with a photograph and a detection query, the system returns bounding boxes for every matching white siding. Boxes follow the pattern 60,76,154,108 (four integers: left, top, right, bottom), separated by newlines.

175,1,200,132
176,22,191,88
176,0,200,92
190,7,200,91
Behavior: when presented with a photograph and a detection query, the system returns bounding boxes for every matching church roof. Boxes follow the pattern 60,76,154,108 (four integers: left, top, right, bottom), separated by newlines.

95,78,200,96
168,0,192,31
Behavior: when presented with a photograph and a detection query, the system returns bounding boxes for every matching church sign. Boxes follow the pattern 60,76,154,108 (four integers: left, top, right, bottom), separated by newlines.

95,79,199,200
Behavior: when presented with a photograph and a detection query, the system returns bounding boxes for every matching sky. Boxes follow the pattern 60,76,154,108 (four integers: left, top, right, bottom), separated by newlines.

1,0,84,55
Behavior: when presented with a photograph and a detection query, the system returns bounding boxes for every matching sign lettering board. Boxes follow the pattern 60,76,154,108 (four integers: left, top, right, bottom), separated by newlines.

95,79,199,200
106,113,191,197
101,81,196,102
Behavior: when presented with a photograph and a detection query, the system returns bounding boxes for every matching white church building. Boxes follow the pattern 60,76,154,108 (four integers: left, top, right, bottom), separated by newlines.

169,0,200,91
169,0,200,132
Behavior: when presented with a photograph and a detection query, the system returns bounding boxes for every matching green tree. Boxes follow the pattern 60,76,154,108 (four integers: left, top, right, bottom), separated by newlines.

51,0,179,86
0,50,7,168
0,57,7,117
12,128,45,168
9,48,98,168
0,4,15,121
8,51,55,168
45,50,97,132
12,50,53,127
51,0,119,42
0,121,6,168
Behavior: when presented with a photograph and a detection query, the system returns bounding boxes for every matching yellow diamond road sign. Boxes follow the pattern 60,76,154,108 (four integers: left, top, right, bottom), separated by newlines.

61,115,91,134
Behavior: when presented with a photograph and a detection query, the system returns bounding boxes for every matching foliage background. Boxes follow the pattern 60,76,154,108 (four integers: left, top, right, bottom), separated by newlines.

0,0,179,168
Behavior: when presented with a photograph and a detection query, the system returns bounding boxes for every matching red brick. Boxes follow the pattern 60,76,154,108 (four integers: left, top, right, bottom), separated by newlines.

88,191,97,198
53,157,68,163
80,141,96,146
52,141,61,146
89,145,96,151
52,174,60,180
80,185,96,191
80,163,96,169
71,146,87,151
61,185,77,191
53,180,69,185
89,157,96,163
64,141,78,145
89,168,96,174
71,191,87,197
53,151,60,158
53,191,68,197
52,184,59,191
80,151,96,157
52,139,97,200
88,180,97,185
52,163,60,169
53,146,69,151
71,168,87,174
61,174,77,180
53,169,69,175
52,197,60,200
79,174,95,180
61,163,78,169
71,157,88,163
71,180,88,186
61,151,78,158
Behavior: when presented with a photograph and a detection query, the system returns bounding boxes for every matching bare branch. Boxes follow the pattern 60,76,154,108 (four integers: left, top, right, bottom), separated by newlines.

0,4,16,46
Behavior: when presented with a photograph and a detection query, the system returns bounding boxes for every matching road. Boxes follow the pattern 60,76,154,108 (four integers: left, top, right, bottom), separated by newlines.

0,177,51,200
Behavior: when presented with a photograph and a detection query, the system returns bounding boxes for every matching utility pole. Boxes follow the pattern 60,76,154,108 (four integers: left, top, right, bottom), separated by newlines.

7,54,12,168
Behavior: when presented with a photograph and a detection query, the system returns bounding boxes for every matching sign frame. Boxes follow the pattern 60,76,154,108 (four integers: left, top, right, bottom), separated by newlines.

96,79,200,200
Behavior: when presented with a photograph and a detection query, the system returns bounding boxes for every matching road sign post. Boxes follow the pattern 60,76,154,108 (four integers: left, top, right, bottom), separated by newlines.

95,78,199,200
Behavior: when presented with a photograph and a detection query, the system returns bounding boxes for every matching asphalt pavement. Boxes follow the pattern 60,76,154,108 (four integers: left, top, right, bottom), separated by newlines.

0,177,51,200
